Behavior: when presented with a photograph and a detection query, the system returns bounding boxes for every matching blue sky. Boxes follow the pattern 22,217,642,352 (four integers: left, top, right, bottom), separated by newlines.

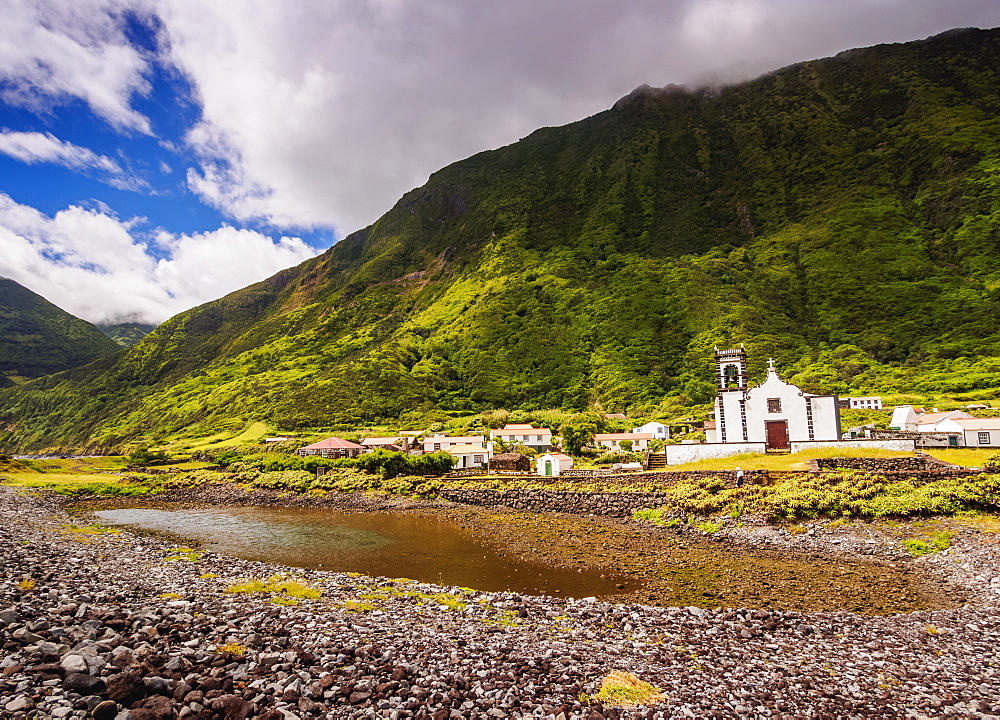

1,1,999,325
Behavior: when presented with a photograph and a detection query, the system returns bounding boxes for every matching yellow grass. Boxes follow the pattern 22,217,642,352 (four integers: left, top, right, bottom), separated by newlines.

591,671,665,707
923,448,998,469
663,447,912,472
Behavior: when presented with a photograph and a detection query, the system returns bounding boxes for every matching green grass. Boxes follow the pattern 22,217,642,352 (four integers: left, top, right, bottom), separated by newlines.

664,447,913,472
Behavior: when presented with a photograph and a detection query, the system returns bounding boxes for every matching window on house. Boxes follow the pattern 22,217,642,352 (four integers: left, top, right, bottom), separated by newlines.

474,455,484,464
979,432,991,445
433,443,441,451
767,398,781,413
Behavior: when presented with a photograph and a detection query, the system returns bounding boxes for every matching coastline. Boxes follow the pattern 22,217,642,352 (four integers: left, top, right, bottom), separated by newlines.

3,484,1000,719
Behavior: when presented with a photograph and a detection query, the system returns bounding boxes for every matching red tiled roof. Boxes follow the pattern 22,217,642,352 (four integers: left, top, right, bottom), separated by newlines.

492,424,551,435
299,436,364,450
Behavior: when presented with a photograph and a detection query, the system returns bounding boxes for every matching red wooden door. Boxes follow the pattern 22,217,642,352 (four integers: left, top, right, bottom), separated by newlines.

765,420,789,450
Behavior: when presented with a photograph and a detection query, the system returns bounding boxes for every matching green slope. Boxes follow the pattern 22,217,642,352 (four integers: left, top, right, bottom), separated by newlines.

0,278,121,386
97,322,157,348
4,28,1000,451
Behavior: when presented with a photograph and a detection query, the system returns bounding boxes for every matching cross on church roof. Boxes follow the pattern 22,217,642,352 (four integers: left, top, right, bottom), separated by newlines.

767,358,776,371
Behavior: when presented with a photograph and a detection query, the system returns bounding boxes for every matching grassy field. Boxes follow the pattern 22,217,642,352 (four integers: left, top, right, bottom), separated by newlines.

923,448,998,469
663,447,914,472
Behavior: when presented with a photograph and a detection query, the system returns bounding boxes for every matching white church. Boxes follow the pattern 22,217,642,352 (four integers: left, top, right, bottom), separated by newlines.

704,346,841,448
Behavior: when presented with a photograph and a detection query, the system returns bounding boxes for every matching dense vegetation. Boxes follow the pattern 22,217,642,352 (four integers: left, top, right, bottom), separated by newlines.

98,322,157,348
0,277,120,385
4,28,1000,450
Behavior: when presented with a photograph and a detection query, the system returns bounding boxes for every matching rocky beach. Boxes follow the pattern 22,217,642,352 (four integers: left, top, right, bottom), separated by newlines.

3,484,1000,719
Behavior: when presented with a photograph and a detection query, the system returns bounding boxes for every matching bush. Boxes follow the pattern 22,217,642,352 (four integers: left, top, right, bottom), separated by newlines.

594,451,643,465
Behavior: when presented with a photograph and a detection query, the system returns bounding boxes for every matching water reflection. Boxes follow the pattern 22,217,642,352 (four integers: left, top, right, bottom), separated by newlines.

95,506,634,598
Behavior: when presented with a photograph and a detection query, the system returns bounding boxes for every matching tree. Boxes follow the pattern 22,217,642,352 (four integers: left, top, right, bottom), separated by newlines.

618,439,633,452
559,422,597,456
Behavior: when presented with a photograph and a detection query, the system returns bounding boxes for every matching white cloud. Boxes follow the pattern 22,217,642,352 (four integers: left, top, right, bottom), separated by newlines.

0,130,147,191
0,0,153,133
0,194,317,325
153,0,1000,234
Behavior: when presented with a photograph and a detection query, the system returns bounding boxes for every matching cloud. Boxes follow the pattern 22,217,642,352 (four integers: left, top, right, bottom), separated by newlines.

4,0,1000,240
0,0,153,133
154,0,1000,234
0,130,147,191
0,194,317,325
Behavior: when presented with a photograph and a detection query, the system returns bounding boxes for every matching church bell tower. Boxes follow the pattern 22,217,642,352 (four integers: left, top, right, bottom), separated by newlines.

714,345,747,391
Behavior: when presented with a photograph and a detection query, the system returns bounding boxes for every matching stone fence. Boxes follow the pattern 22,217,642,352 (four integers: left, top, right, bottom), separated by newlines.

811,455,963,473
438,488,674,518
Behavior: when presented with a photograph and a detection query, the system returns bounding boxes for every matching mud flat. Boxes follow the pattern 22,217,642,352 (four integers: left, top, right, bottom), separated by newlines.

3,484,1000,719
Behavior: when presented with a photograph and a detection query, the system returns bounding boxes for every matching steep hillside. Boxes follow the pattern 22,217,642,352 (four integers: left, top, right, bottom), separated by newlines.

0,278,121,386
98,322,157,348
3,28,1000,451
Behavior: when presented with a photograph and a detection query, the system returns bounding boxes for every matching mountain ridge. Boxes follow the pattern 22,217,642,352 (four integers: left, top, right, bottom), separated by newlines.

3,27,1000,451
0,277,121,388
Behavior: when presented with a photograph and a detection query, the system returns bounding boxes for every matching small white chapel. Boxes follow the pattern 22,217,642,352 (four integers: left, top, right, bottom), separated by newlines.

704,346,841,449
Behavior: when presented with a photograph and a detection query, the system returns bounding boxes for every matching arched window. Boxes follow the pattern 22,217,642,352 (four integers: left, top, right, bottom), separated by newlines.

723,364,739,388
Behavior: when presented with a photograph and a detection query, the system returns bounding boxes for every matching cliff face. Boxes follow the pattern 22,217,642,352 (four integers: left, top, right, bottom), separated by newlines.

4,28,1000,451
0,278,120,386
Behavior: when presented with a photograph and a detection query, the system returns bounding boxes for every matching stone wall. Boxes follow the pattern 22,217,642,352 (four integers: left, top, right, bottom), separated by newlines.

438,488,674,517
813,456,966,473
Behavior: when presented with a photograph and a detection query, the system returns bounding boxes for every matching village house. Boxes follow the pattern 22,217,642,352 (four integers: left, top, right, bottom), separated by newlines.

930,417,1000,448
360,436,411,453
705,346,840,449
446,443,491,470
490,424,552,452
421,434,487,453
847,396,883,410
594,432,654,452
296,437,365,458
631,421,670,440
536,451,574,476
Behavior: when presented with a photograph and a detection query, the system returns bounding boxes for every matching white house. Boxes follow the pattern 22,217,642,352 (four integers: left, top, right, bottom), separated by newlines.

446,443,491,469
594,432,653,451
889,405,920,432
848,396,883,410
536,452,573,476
632,421,670,440
422,434,487,453
360,436,410,453
490,424,552,452
711,346,840,449
931,417,1000,448
917,410,973,432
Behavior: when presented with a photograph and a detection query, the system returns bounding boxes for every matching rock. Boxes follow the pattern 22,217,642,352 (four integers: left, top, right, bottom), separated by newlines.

93,700,120,720
4,696,31,713
106,672,144,704
0,608,20,625
63,673,105,693
135,695,173,720
210,694,254,720
142,676,172,696
686,606,706,617
12,627,43,644
60,653,89,674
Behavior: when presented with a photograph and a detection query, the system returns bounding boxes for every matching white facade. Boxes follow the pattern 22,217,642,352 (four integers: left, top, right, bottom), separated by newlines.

848,396,882,410
712,348,840,449
632,421,670,440
936,418,1000,448
446,443,491,469
536,452,574,476
490,424,552,451
594,433,653,451
889,405,920,432
917,410,973,432
423,434,486,453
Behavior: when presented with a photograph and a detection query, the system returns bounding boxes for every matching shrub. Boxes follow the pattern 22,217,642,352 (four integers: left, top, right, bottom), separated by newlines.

591,671,665,708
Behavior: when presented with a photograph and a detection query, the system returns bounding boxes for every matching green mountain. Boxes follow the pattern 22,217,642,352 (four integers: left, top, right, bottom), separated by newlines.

0,277,121,388
98,322,157,348
4,28,1000,451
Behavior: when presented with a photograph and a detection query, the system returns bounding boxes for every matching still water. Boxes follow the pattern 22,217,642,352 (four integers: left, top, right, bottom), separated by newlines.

94,506,633,597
